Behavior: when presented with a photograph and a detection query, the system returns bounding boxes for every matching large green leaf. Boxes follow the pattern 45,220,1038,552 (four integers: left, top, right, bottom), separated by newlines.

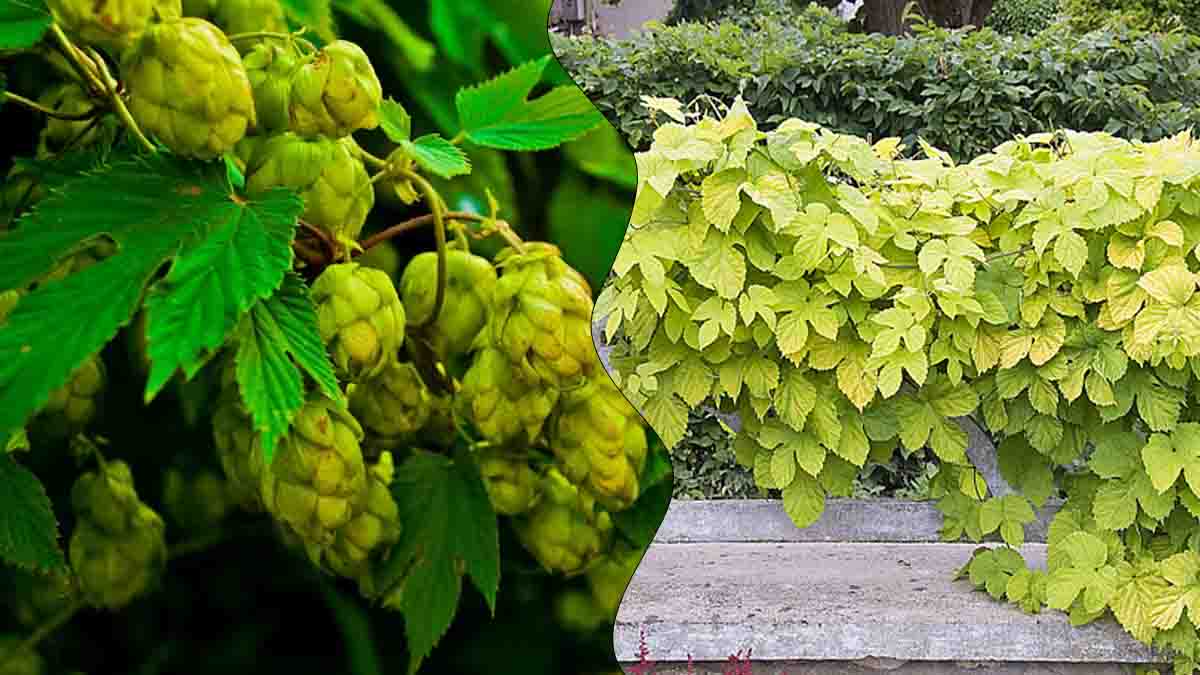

0,452,63,572
0,0,51,51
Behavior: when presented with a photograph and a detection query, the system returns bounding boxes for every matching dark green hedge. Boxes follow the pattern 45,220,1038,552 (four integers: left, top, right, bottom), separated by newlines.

986,0,1060,34
554,17,1200,160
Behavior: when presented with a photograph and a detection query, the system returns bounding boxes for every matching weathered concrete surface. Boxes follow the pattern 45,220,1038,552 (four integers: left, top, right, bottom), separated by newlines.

652,498,1063,544
615,542,1164,665
620,660,1145,674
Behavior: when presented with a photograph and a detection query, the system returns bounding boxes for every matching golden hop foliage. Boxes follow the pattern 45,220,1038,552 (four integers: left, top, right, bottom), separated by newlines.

488,243,596,386
550,374,648,511
162,467,232,531
122,17,255,159
12,570,79,629
348,361,432,449
36,83,102,158
69,460,167,609
242,42,300,133
458,346,559,445
311,262,405,382
321,452,401,582
288,40,382,138
400,248,498,360
242,133,374,244
258,396,368,548
48,0,180,53
31,352,105,439
513,468,612,577
477,448,541,516
0,635,44,675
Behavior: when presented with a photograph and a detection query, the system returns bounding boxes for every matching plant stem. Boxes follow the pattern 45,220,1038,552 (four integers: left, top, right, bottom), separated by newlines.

399,168,449,329
226,30,316,53
86,45,156,154
298,220,335,260
0,601,83,669
449,131,467,146
48,25,106,95
3,91,101,120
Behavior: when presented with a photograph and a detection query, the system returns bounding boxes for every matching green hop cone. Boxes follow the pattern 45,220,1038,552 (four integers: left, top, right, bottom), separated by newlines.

554,589,607,633
0,635,44,675
458,347,559,445
400,248,498,360
31,352,105,440
243,133,374,245
311,263,405,382
36,83,104,158
12,569,79,629
69,460,168,609
549,375,648,511
477,448,542,516
208,0,286,47
322,451,401,585
349,361,432,449
48,0,180,54
259,396,368,550
585,542,642,619
513,468,612,577
357,241,400,280
163,467,232,531
122,17,256,159
242,41,300,133
211,368,267,511
488,242,596,387
288,40,382,138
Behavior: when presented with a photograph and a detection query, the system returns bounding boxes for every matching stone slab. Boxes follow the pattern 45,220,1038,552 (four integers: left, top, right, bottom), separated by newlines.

620,660,1144,674
615,542,1164,665
653,498,1063,544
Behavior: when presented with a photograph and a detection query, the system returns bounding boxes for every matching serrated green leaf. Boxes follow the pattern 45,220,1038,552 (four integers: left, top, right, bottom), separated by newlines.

0,0,51,51
380,450,499,675
379,98,412,143
402,134,471,179
0,452,63,572
235,273,342,462
456,56,603,151
782,470,825,528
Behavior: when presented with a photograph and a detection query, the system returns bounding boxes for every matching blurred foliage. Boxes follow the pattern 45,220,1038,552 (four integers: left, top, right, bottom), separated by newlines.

985,0,1060,34
1058,0,1200,34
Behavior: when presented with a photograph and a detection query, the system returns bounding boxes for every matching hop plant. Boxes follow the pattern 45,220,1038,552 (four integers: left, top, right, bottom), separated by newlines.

162,467,232,531
0,635,44,675
349,361,432,449
35,239,117,289
47,0,180,53
36,83,102,158
311,262,406,382
549,374,648,511
321,452,401,585
512,468,612,577
11,570,79,629
477,448,542,516
288,40,382,138
208,0,286,45
584,542,641,619
554,588,607,633
242,133,374,245
258,395,369,552
0,167,42,228
400,248,498,360
30,352,105,440
242,41,301,133
488,243,596,387
210,369,267,511
69,460,167,609
357,241,400,280
121,17,256,158
458,346,559,445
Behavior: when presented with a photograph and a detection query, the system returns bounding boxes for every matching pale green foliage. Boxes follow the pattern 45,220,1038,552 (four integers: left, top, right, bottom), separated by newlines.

600,97,1200,670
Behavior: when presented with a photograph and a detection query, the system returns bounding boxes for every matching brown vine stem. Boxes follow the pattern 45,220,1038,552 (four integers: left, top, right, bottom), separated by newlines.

0,600,83,670
298,220,335,260
356,210,527,255
2,91,101,120
879,244,1033,270
293,239,326,268
398,168,449,329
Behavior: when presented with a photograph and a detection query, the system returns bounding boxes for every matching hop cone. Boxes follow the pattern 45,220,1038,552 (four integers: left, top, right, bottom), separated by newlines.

163,467,232,530
48,0,180,53
513,468,612,577
209,0,286,45
0,635,43,675
549,375,648,511
211,363,267,511
488,243,596,387
458,347,558,445
322,452,401,584
12,570,79,629
288,40,382,138
311,263,405,382
259,396,368,549
36,83,102,158
349,361,431,449
122,17,255,158
477,448,542,516
69,460,167,609
242,42,300,133
400,248,498,360
243,133,373,245
357,241,400,280
585,542,641,618
32,353,105,439
554,589,607,633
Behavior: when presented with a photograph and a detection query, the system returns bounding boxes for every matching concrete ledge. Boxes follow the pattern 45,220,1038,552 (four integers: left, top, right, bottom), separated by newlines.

624,660,1144,674
615,542,1164,666
654,498,1063,544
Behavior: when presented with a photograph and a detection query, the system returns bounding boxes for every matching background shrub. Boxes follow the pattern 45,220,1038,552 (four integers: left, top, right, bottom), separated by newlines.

985,0,1060,34
1059,0,1200,34
553,19,1200,161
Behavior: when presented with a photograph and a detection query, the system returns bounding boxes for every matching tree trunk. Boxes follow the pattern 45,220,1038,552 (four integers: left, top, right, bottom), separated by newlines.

862,0,992,33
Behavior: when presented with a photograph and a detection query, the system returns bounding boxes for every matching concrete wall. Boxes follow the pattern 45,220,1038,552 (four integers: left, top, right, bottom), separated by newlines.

595,0,675,37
